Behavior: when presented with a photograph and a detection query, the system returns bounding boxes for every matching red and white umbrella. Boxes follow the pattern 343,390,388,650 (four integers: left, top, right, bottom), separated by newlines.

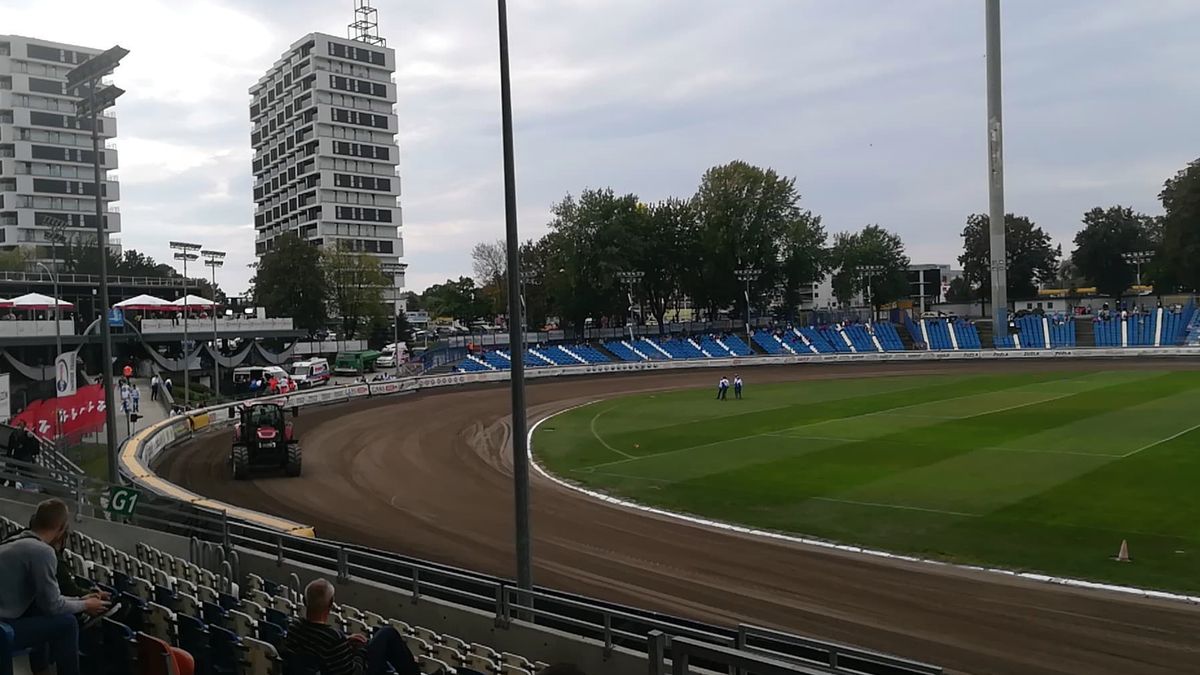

171,294,217,309
114,294,172,311
9,292,74,310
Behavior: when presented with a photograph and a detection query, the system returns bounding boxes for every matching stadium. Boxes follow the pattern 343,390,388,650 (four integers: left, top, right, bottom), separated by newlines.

4,2,1200,675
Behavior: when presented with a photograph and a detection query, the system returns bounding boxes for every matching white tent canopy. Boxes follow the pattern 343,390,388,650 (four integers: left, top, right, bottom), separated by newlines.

114,294,172,310
8,292,74,310
171,294,217,309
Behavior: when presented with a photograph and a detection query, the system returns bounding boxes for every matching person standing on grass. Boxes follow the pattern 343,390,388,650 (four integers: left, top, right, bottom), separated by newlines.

733,374,743,400
717,376,729,401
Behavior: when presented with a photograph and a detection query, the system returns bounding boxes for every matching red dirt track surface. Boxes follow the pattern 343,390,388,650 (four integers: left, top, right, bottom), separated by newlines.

158,361,1200,675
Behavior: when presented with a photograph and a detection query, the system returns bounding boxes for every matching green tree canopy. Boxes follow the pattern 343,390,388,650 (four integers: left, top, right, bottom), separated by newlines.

421,276,487,323
323,244,391,340
251,233,328,335
1158,158,1200,292
829,225,910,308
959,213,1060,302
1071,206,1157,298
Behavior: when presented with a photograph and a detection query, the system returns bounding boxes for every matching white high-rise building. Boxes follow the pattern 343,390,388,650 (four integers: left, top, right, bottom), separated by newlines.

0,35,121,262
250,32,404,287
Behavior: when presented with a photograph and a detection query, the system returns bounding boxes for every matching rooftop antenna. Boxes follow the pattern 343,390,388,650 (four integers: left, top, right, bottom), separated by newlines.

348,0,386,46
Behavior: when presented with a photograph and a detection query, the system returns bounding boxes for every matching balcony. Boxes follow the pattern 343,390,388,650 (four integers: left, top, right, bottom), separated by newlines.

0,320,76,338
139,317,295,335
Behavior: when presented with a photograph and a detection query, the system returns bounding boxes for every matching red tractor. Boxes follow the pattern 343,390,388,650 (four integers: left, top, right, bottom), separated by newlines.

231,402,301,479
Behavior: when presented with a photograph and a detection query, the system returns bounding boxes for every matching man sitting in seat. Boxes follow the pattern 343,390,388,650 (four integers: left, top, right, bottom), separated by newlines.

0,498,110,675
284,578,419,675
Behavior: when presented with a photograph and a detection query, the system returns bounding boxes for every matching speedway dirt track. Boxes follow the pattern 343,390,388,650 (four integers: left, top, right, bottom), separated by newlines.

158,361,1200,675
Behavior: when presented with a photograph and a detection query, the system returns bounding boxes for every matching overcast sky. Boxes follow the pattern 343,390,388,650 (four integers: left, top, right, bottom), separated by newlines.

4,0,1198,294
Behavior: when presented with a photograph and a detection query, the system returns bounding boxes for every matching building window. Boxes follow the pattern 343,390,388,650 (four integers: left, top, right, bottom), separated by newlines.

27,77,63,95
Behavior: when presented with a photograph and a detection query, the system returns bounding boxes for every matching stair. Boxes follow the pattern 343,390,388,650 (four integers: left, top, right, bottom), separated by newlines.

559,345,588,364
774,335,797,355
624,340,650,361
976,321,995,349
897,325,915,351
689,338,712,358
1075,318,1096,348
469,354,497,371
643,339,672,359
714,337,736,356
528,349,554,366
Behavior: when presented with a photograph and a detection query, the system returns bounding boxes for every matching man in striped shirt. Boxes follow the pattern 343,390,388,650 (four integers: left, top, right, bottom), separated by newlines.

283,578,420,675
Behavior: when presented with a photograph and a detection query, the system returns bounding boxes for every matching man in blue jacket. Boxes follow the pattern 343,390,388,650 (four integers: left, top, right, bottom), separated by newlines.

0,499,109,675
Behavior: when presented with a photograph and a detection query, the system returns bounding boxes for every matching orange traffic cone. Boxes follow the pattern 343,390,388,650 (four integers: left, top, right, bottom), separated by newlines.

1115,539,1131,562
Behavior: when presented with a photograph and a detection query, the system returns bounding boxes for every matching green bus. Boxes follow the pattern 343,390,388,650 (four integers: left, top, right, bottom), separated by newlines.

333,350,382,375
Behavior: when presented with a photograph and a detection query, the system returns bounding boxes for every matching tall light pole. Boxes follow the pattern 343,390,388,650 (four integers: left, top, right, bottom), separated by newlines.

858,264,884,321
497,0,532,593
202,250,225,399
171,241,201,408
616,270,644,342
381,262,406,377
1121,251,1153,288
985,0,1009,333
35,262,63,447
66,45,127,484
519,269,537,350
734,268,761,337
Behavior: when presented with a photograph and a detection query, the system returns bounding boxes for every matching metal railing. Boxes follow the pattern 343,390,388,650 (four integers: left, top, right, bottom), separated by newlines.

650,632,831,675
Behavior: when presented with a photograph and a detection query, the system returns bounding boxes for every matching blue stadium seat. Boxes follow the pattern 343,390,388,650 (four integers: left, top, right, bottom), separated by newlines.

604,340,646,362
721,334,752,356
751,330,784,354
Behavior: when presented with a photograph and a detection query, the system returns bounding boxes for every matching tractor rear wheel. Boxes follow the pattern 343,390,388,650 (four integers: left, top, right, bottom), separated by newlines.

285,443,302,477
232,446,249,480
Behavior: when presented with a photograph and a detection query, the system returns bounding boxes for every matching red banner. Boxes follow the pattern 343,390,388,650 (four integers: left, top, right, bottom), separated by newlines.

12,383,107,440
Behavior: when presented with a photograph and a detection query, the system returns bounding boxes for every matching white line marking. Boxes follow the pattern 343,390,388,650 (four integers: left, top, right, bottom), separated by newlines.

571,468,670,483
1122,421,1200,458
528,405,1200,607
809,496,980,518
985,446,1122,458
589,405,635,459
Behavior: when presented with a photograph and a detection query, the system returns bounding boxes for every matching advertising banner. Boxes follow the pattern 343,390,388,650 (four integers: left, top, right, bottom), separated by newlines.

0,373,8,424
13,383,106,440
55,352,77,398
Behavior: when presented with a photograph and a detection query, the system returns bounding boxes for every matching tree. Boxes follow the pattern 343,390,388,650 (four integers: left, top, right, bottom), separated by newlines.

828,225,910,310
1158,158,1200,292
251,233,328,335
471,240,508,316
959,213,1060,302
0,248,29,272
689,161,808,318
630,199,695,330
1070,206,1156,299
778,211,828,317
421,277,485,323
323,244,390,340
945,276,974,303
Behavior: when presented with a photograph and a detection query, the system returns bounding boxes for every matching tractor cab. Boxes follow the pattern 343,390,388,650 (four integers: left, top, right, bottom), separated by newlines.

231,402,301,479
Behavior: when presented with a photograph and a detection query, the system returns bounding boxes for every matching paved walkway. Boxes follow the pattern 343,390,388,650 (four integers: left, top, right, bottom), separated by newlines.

111,377,172,443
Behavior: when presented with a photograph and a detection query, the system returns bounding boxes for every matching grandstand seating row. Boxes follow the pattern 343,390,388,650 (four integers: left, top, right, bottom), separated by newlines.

456,308,1198,371
0,514,548,675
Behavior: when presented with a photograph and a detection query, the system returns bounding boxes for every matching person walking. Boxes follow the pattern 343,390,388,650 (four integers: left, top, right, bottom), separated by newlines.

150,374,161,402
733,374,744,400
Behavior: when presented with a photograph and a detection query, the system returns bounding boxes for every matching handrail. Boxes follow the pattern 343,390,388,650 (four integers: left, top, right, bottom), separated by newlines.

738,624,942,675
650,632,831,675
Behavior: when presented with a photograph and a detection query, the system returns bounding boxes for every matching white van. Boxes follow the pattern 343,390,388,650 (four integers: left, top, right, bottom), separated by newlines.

233,365,293,393
291,358,331,388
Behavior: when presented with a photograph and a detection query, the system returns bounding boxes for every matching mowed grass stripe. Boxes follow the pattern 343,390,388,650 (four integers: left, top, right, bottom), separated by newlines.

537,370,1200,592
589,372,1072,466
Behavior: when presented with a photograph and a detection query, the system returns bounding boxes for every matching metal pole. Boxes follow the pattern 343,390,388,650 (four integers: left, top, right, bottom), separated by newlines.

38,262,63,448
744,277,751,337
182,259,189,408
985,0,1008,332
89,79,119,484
497,0,532,592
211,265,219,400
393,287,400,377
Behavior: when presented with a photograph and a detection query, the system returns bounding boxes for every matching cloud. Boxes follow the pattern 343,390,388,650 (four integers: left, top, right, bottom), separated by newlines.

3,0,1197,295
